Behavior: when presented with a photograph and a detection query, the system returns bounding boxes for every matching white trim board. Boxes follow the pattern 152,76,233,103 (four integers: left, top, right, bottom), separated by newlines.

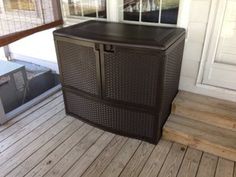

197,0,236,87
189,0,236,101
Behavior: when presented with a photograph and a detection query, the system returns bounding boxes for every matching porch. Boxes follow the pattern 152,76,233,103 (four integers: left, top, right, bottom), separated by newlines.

0,91,235,177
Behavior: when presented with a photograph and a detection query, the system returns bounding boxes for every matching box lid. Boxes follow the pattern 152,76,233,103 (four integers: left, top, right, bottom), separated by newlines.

54,20,185,50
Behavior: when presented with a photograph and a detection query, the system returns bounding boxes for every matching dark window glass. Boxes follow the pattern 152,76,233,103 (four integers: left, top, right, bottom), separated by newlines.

68,0,82,16
123,0,140,21
98,0,106,18
160,0,179,24
141,0,160,23
68,0,107,18
83,0,96,17
123,0,179,24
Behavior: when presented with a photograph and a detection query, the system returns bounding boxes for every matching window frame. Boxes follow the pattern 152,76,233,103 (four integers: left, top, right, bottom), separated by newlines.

118,0,190,28
121,0,180,26
61,0,190,29
61,0,108,21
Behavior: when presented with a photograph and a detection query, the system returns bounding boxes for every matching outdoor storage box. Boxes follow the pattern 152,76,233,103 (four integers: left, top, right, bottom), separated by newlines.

53,20,185,144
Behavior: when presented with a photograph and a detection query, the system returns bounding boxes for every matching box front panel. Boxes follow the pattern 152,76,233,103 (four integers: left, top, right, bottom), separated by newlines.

56,39,99,95
64,90,156,141
103,46,163,107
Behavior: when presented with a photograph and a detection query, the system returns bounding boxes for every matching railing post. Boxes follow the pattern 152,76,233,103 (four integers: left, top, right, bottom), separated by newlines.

0,0,5,14
3,45,11,61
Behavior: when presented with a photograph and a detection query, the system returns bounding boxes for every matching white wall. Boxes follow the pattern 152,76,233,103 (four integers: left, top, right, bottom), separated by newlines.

8,19,85,73
179,0,236,102
9,28,59,72
179,0,210,87
0,48,6,60
10,29,57,62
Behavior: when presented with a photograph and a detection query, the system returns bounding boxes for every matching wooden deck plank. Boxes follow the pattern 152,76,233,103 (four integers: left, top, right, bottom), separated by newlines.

158,143,187,177
215,158,234,177
25,124,93,177
81,135,128,177
0,95,63,143
6,119,83,177
0,91,62,133
44,128,105,177
174,92,236,116
0,110,66,167
163,115,236,161
173,91,236,132
169,115,236,147
139,140,172,177
0,102,64,153
99,138,141,177
119,141,155,177
64,132,115,177
0,116,74,177
177,91,236,112
177,148,202,177
0,92,234,177
172,102,236,132
196,153,218,177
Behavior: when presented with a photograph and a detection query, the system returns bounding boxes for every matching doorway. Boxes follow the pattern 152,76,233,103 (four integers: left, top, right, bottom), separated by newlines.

202,0,236,91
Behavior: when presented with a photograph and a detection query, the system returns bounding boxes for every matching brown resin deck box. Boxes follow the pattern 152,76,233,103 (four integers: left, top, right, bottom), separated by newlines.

53,20,185,144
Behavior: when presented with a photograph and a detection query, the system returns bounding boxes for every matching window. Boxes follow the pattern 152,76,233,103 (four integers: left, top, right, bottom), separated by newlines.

63,0,107,19
123,0,180,25
3,0,36,11
61,0,181,26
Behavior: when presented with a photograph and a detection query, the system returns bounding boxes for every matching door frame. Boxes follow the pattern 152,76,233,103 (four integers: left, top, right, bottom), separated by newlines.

197,0,236,91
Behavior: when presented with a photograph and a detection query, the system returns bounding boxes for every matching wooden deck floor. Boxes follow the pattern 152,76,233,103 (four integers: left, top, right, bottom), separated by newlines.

0,91,235,177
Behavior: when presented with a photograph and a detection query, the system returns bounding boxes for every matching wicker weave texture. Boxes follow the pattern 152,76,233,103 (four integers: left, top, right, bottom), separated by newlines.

55,33,185,143
57,41,98,95
65,91,155,139
104,47,161,106
159,40,185,127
